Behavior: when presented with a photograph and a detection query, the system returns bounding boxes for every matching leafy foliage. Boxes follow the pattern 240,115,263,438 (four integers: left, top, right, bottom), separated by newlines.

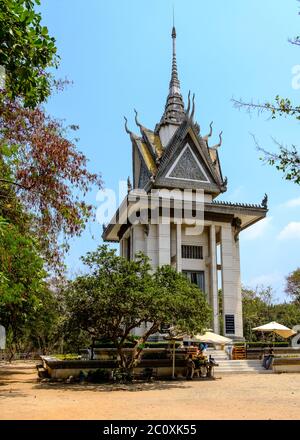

242,286,300,341
285,268,300,303
63,245,211,371
0,92,103,267
0,214,48,355
0,0,58,107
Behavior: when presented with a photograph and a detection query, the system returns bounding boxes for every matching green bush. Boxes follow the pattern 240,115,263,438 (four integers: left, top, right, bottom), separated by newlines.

54,353,81,360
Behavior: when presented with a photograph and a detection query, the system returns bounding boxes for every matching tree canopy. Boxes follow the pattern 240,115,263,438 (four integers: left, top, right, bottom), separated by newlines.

0,0,103,355
242,285,300,341
0,92,102,267
64,245,212,371
285,268,300,304
0,0,58,107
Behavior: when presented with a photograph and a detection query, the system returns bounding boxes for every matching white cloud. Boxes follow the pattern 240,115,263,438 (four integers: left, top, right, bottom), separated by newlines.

278,222,300,240
281,197,300,208
242,216,272,240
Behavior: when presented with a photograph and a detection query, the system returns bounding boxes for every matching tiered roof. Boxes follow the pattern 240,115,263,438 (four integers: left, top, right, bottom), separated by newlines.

124,26,227,197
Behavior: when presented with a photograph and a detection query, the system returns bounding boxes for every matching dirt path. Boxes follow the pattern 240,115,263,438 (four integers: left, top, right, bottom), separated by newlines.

0,361,300,420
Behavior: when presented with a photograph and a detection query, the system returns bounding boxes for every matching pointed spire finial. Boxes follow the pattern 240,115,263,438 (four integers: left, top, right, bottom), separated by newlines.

172,4,176,37
157,24,185,129
173,4,175,27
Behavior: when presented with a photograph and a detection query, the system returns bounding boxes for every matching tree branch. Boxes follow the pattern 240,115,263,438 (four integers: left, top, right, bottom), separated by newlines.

0,178,34,190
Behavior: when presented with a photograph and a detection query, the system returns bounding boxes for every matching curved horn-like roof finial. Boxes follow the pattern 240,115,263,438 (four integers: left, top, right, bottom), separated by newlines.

127,176,132,192
218,130,223,147
210,130,223,149
185,90,191,117
124,116,131,134
203,121,213,141
190,93,195,120
134,108,142,129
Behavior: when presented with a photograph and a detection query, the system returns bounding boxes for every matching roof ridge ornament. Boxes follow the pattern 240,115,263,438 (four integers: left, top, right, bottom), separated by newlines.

127,176,132,193
261,193,268,209
124,116,130,134
134,108,143,130
190,93,195,121
185,90,191,117
203,122,213,141
210,131,223,149
124,116,139,140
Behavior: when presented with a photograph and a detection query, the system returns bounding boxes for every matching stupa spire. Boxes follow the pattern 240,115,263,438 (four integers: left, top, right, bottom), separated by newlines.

157,25,185,129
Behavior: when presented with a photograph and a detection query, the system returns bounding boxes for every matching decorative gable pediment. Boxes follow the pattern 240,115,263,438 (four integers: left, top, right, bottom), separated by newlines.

153,120,225,194
166,144,209,182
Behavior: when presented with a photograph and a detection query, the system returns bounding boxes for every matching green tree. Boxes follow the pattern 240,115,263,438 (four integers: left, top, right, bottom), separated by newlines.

273,302,300,331
0,91,102,269
242,287,275,341
242,285,300,341
0,216,49,358
0,0,58,107
64,245,211,373
285,268,300,304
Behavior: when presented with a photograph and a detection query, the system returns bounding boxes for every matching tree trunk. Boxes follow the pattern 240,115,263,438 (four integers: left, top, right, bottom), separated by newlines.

127,322,160,372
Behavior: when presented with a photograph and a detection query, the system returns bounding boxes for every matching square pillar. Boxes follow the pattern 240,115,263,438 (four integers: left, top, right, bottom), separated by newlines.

220,224,243,339
158,223,170,266
176,223,182,272
210,224,219,334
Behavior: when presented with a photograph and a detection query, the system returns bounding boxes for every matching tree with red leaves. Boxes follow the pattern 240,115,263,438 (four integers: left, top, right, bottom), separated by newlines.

0,91,102,268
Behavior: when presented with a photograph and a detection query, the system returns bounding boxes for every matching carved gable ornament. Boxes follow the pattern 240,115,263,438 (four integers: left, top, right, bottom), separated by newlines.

166,144,210,183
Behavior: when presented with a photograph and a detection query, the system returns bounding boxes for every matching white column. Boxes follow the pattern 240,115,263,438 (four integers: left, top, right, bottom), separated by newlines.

232,238,243,338
220,224,234,337
158,223,170,266
220,224,243,339
145,224,158,269
132,225,146,258
176,223,182,272
210,224,219,334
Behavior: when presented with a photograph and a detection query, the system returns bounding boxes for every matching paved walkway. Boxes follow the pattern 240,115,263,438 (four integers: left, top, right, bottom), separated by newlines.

0,361,300,419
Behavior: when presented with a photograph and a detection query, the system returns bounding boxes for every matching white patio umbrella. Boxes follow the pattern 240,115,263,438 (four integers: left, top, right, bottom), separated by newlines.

191,331,232,345
252,321,296,339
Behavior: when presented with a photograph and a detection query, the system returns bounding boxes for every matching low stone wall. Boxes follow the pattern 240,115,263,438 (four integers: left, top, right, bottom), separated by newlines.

272,357,300,373
247,347,300,360
41,356,188,379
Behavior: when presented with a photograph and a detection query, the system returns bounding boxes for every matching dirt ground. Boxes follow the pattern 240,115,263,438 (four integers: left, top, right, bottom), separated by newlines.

0,361,300,420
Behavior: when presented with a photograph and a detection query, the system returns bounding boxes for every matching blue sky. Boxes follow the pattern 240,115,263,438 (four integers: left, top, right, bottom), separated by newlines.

40,0,300,300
